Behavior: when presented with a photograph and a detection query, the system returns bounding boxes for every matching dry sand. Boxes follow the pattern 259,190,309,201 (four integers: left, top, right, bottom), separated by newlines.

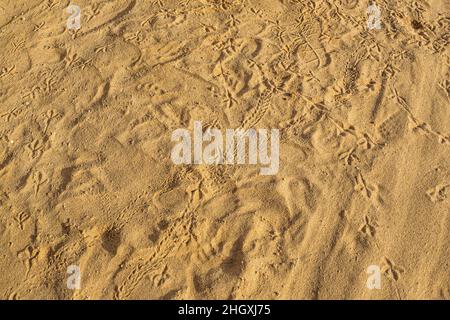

0,0,449,300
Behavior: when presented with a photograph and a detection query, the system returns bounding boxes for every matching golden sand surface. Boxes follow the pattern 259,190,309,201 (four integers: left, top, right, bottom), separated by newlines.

0,0,449,300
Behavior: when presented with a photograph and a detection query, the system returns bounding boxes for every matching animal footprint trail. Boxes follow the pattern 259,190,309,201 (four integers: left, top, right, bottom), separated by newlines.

241,90,272,130
354,171,383,208
426,184,449,203
0,0,448,300
382,257,405,282
41,109,59,134
14,211,30,230
381,257,405,299
359,215,378,238
116,183,202,299
0,65,15,79
32,171,48,196
370,68,390,124
27,139,44,160
289,10,327,71
17,245,40,277
389,86,450,145
0,105,24,122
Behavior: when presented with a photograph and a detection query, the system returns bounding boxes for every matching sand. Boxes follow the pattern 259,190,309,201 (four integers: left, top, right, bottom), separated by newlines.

0,0,449,300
